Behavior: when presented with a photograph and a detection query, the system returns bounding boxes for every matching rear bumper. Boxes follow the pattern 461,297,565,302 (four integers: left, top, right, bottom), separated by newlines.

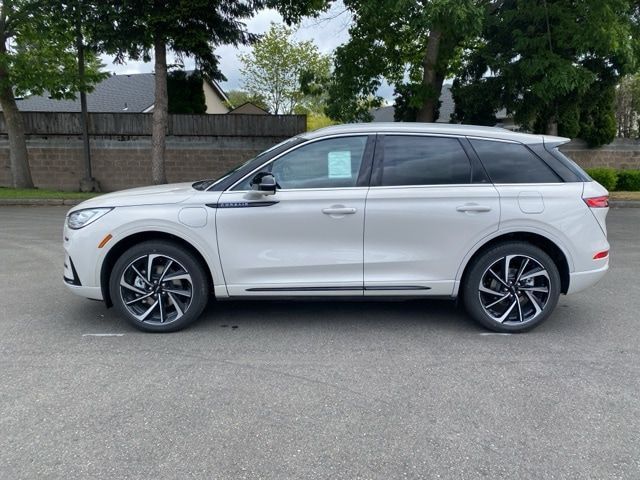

567,262,609,294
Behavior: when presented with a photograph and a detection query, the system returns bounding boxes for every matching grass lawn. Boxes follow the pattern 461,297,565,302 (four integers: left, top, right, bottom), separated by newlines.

610,191,640,201
0,187,100,200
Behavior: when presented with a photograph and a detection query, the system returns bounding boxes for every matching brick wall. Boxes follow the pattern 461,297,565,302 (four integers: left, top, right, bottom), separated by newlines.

0,135,289,192
0,111,306,192
560,139,640,170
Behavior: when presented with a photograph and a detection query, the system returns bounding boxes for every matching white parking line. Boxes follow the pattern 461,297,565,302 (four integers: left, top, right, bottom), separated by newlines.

478,332,513,336
82,333,125,337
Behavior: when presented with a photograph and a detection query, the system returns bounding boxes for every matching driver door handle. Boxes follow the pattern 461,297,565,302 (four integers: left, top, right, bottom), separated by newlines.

322,206,357,215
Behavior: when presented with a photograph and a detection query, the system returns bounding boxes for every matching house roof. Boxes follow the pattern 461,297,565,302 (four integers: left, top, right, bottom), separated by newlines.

228,102,270,115
205,77,229,105
7,72,228,113
371,84,508,123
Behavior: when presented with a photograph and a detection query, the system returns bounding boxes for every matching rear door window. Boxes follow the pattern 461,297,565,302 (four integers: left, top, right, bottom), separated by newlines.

470,139,561,184
380,135,472,186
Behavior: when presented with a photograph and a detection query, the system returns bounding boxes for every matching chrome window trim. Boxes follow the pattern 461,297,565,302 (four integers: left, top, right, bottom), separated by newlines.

367,184,497,191
463,135,521,144
383,131,521,144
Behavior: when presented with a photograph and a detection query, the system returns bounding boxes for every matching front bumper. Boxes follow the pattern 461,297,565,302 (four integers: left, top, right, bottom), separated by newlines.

63,217,109,301
63,282,104,300
63,251,104,300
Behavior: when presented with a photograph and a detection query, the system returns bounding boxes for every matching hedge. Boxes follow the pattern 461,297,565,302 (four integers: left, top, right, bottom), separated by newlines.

584,168,640,191
616,170,640,191
585,168,618,191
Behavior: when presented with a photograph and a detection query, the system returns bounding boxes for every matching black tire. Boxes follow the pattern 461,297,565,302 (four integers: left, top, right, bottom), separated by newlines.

462,241,561,333
109,240,209,333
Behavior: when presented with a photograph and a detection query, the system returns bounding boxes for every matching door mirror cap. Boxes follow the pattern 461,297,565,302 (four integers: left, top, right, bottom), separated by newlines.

250,172,277,195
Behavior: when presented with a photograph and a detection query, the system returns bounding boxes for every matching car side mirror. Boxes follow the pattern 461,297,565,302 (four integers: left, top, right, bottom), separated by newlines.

250,172,277,195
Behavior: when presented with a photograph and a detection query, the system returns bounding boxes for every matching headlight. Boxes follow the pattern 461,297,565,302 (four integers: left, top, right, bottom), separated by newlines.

67,208,113,229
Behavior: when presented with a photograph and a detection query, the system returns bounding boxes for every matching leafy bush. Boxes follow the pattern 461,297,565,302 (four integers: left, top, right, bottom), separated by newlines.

585,168,617,191
616,170,640,191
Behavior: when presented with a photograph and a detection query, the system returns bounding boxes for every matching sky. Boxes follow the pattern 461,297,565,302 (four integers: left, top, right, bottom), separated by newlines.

99,3,395,102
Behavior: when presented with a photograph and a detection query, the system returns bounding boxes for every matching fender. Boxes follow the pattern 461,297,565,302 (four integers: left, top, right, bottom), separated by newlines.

96,217,229,299
452,224,575,297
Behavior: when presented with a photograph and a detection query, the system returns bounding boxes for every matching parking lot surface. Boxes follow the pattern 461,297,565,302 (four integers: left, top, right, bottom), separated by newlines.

1,206,639,479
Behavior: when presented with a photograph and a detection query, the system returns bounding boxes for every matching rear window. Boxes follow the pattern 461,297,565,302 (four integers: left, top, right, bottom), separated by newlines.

470,139,561,184
548,148,591,181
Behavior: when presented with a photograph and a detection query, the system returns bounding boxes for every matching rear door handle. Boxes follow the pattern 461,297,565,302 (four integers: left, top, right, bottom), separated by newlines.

322,207,357,215
456,204,492,213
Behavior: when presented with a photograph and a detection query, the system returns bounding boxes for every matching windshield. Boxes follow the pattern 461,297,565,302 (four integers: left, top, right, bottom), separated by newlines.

191,137,301,191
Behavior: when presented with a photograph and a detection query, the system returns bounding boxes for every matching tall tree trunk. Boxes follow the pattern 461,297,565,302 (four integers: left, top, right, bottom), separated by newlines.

76,19,98,192
416,29,443,123
151,35,168,185
0,66,33,188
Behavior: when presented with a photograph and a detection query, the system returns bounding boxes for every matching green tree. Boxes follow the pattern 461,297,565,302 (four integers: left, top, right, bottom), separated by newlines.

100,1,328,185
239,24,331,115
0,0,104,188
97,1,257,184
167,70,206,114
306,112,336,131
616,74,640,138
325,0,486,123
453,0,640,147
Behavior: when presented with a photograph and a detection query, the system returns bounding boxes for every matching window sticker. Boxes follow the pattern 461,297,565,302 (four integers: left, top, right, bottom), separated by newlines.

328,151,352,178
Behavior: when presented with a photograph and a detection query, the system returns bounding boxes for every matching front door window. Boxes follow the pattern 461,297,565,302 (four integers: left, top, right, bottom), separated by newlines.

233,136,369,190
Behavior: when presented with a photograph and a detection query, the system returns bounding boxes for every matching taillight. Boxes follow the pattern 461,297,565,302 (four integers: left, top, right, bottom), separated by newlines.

583,195,609,208
593,250,609,260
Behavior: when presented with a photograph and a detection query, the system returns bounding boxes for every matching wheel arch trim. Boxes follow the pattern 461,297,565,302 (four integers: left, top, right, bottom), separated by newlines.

98,225,225,307
453,227,574,297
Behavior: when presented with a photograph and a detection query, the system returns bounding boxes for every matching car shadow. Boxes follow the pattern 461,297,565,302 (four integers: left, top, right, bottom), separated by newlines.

196,297,483,334
62,293,584,337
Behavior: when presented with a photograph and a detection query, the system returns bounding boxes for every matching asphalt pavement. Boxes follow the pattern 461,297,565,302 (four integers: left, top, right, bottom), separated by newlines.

1,206,639,479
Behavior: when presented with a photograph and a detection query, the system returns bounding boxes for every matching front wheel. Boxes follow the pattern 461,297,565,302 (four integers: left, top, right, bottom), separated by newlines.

109,240,209,332
462,242,561,333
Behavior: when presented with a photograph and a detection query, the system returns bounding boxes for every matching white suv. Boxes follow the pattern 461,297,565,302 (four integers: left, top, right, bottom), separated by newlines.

63,123,610,333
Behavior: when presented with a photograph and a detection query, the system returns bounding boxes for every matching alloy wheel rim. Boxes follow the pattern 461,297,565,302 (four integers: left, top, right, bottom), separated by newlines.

478,254,550,325
119,254,193,325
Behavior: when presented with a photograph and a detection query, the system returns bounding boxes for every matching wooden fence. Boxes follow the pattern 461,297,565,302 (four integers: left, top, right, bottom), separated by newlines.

0,112,307,137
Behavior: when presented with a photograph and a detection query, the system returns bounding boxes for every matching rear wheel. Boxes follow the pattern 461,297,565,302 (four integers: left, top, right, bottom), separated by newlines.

109,241,209,332
462,242,561,333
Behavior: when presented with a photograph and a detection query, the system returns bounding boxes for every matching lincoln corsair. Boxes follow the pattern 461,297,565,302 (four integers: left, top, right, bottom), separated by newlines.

63,123,609,333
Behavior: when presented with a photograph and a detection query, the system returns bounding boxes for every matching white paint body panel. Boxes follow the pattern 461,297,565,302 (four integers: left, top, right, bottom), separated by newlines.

363,184,500,296
494,183,609,274
216,189,367,295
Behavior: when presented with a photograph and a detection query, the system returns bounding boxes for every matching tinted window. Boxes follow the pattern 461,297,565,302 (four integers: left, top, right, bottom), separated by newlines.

548,148,590,181
381,136,471,186
470,140,561,183
234,136,368,190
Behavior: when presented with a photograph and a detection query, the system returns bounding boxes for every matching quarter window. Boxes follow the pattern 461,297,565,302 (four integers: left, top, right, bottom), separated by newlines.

470,139,561,184
380,136,472,186
234,136,368,190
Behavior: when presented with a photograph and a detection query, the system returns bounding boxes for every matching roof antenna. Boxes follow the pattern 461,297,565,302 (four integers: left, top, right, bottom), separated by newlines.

122,102,128,111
